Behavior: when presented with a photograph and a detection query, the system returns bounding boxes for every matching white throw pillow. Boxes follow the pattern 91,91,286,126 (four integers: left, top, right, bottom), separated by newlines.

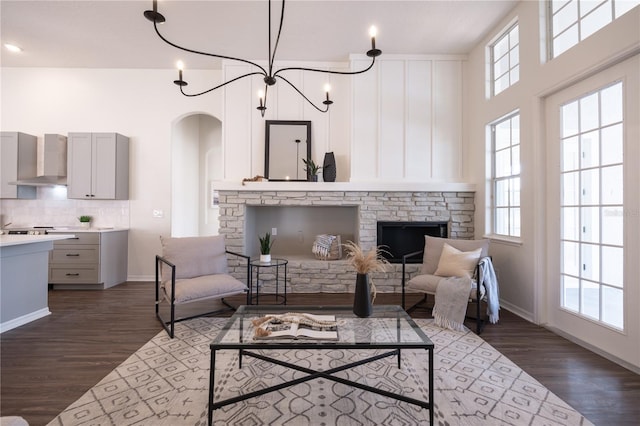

421,236,490,275
434,243,482,278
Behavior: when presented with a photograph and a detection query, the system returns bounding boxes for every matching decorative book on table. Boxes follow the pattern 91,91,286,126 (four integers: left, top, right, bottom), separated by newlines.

252,313,338,340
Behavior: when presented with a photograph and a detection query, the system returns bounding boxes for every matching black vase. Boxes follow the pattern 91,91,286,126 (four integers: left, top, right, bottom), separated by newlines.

322,152,336,182
353,273,373,318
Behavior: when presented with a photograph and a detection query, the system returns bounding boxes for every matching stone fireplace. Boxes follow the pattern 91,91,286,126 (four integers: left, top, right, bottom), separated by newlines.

217,184,475,293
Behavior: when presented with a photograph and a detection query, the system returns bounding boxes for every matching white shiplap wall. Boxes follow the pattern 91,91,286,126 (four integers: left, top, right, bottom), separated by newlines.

222,55,466,183
351,54,466,182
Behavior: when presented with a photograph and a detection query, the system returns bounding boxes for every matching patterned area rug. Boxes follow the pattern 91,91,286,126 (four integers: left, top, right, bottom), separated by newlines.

47,317,592,426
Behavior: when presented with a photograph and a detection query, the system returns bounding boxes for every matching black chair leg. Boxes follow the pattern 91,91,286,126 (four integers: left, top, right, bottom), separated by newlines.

406,293,430,314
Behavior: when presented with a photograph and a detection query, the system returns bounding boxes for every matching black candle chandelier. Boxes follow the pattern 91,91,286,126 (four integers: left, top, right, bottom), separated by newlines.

143,0,382,117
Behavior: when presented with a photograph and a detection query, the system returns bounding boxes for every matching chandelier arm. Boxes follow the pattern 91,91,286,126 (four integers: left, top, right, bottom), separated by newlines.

152,20,268,75
277,75,329,113
264,83,270,107
268,0,286,76
273,56,376,78
179,72,266,97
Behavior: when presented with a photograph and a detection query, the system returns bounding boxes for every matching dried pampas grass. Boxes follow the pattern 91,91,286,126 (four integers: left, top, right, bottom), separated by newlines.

343,241,391,274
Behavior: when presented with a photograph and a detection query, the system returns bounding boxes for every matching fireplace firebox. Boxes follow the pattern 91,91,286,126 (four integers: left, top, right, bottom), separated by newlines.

377,221,448,263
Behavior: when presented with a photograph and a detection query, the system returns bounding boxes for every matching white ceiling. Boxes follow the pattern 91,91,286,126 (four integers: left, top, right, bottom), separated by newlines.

1,0,519,69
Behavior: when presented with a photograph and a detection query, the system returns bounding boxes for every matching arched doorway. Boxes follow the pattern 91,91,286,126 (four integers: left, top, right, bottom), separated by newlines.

171,113,222,237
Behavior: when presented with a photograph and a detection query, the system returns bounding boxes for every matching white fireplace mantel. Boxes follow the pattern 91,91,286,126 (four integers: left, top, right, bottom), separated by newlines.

213,181,476,192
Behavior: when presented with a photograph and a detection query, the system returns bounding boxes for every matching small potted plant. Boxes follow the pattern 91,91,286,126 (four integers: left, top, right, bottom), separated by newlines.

78,215,92,229
259,231,275,263
302,158,322,182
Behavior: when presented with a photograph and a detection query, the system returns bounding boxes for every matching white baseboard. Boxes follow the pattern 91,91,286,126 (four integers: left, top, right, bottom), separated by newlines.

499,300,535,323
544,325,640,375
0,308,51,334
127,275,154,282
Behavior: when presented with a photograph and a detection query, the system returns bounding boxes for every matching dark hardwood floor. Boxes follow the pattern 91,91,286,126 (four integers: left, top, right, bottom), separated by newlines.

1,282,638,425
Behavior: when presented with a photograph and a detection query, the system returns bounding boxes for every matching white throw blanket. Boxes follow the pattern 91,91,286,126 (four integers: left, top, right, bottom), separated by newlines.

433,276,472,331
479,257,500,323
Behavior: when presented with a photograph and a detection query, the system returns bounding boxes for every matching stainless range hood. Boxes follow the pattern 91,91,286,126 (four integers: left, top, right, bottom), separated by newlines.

10,134,67,186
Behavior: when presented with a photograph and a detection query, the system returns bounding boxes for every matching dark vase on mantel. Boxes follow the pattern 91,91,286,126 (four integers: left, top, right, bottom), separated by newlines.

353,273,373,318
322,152,336,182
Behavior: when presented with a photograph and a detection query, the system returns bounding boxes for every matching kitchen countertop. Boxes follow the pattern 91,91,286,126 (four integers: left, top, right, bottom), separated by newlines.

47,227,128,233
0,234,77,247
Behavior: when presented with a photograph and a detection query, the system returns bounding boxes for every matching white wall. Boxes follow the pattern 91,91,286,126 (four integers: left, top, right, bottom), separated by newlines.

351,55,466,182
171,113,222,237
199,115,222,235
0,56,470,280
221,56,468,183
172,115,200,236
465,2,639,368
222,60,352,181
1,56,472,281
0,67,224,279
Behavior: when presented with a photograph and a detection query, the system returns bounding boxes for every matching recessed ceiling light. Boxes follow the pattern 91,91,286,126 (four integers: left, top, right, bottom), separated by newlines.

4,44,23,53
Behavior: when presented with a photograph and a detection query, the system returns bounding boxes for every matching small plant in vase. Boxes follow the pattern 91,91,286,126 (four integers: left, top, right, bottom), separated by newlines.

78,215,92,228
78,215,92,229
302,158,322,182
259,232,275,263
343,241,391,317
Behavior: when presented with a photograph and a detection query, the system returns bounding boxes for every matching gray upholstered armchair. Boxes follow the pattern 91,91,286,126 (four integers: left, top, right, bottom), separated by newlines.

155,235,249,338
401,236,496,334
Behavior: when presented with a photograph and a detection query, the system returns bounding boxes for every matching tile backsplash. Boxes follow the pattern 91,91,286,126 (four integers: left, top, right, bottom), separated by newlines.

0,187,129,228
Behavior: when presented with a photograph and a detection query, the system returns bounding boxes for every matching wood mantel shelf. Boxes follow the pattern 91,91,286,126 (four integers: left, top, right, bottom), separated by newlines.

213,181,476,192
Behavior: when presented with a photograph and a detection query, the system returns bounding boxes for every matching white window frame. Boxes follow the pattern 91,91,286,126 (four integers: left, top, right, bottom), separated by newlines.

489,22,520,97
490,111,521,239
558,80,625,330
548,0,640,59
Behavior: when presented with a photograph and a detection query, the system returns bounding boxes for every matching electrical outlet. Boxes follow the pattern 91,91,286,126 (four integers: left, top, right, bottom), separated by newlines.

271,227,277,236
153,209,164,218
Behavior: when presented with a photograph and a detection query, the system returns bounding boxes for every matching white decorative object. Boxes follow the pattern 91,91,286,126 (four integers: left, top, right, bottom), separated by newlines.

260,254,271,263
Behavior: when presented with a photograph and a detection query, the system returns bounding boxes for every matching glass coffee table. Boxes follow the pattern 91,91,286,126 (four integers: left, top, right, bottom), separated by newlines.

208,305,434,425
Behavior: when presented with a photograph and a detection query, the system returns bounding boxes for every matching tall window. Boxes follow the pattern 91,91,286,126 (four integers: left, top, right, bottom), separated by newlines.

549,0,639,58
491,112,521,237
490,23,519,96
560,81,624,329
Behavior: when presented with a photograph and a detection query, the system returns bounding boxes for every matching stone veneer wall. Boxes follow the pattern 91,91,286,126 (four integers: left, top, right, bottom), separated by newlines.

219,191,475,294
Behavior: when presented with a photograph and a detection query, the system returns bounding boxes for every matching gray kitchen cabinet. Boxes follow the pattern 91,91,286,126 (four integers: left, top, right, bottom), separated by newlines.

0,132,37,199
67,133,129,200
48,230,128,289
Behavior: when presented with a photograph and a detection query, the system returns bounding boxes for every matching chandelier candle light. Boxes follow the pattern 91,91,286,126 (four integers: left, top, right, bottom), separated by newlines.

143,0,382,117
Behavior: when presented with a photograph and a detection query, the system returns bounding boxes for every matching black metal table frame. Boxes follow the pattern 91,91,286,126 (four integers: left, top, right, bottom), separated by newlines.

249,258,288,305
208,306,434,425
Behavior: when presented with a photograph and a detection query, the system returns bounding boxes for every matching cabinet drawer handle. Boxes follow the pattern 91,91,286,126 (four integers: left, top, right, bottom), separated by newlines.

66,253,80,257
65,273,80,276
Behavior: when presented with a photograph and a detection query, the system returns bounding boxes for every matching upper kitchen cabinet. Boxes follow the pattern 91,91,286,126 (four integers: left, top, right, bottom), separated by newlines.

1,132,37,199
67,133,129,200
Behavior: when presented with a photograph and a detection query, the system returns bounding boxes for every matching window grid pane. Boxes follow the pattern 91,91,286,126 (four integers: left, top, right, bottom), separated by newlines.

491,113,521,238
559,81,624,330
550,0,639,59
491,23,520,96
